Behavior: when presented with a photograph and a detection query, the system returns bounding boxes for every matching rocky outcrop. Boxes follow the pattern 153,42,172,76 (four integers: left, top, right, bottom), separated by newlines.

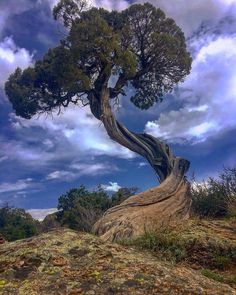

0,227,235,294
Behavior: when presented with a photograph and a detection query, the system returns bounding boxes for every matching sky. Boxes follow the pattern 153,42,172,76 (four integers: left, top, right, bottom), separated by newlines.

0,0,236,220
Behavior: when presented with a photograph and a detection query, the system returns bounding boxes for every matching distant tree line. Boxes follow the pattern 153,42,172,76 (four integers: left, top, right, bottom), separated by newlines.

1,168,235,242
0,186,138,241
0,206,39,241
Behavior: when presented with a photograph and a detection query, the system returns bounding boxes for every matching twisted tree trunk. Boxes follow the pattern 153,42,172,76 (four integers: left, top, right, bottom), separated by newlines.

90,88,191,242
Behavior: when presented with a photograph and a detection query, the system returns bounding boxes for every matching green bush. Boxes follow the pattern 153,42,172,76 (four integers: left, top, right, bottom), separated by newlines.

191,167,236,218
0,206,39,241
57,186,109,231
201,269,224,282
57,185,138,232
122,228,187,263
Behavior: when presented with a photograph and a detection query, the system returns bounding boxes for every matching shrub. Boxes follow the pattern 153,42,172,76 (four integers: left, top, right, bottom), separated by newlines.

122,227,187,263
121,221,236,270
191,167,236,218
201,269,224,283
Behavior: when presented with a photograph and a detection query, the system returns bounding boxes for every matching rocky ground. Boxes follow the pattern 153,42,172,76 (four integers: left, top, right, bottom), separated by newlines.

0,220,235,295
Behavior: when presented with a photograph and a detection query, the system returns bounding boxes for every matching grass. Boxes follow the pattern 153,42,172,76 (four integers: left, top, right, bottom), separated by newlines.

201,269,224,283
229,275,236,284
201,269,236,286
121,227,187,263
120,220,236,270
119,220,236,289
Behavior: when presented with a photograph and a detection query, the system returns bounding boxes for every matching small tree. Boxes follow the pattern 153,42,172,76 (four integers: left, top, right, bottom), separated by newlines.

56,185,135,231
0,205,39,241
5,1,192,240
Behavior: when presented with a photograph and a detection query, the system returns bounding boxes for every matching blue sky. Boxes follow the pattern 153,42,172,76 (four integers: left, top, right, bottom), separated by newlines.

0,0,236,219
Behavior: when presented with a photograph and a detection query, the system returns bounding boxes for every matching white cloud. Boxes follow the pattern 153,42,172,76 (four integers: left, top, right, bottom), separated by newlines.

0,36,33,89
101,181,121,192
46,170,76,180
145,28,236,144
0,136,55,166
222,0,236,4
10,105,135,162
47,0,58,9
70,162,116,175
27,208,58,221
138,162,148,168
46,162,117,181
49,0,129,11
136,0,235,37
0,156,8,163
191,181,205,191
12,191,27,199
92,0,129,11
0,178,34,194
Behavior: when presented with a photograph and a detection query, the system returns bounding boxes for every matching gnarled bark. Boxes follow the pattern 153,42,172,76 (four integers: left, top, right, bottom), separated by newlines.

90,88,191,242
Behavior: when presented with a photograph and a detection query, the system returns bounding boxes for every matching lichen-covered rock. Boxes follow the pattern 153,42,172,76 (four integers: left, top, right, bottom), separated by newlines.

0,228,235,295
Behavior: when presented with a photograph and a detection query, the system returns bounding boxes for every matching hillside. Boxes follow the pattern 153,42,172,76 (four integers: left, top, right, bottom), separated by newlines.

0,221,236,295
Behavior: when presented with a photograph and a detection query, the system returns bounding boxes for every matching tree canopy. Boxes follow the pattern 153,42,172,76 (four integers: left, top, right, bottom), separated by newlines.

5,0,192,190
0,205,39,241
5,1,191,118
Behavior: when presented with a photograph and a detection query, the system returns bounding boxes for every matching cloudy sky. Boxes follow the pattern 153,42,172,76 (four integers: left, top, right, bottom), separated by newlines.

0,0,236,219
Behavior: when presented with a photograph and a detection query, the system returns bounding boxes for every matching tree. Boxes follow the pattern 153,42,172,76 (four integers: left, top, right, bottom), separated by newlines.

5,1,192,241
56,185,136,231
111,187,138,207
0,205,39,241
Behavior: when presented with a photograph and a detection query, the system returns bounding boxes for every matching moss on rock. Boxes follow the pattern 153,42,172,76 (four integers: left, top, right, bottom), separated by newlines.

0,227,235,294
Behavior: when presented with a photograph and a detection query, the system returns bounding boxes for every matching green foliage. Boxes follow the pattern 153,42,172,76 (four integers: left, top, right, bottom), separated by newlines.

57,186,109,231
53,0,90,27
56,185,137,232
5,46,90,119
121,222,236,276
5,1,191,119
0,206,39,241
191,167,236,218
229,275,236,284
123,228,187,263
213,254,231,270
111,187,138,207
201,269,224,283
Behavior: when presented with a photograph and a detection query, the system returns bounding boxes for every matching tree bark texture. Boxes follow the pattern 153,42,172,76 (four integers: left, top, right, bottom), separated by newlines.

90,88,192,242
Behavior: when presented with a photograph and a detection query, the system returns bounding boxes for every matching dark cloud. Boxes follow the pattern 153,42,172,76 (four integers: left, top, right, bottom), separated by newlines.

2,0,62,59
